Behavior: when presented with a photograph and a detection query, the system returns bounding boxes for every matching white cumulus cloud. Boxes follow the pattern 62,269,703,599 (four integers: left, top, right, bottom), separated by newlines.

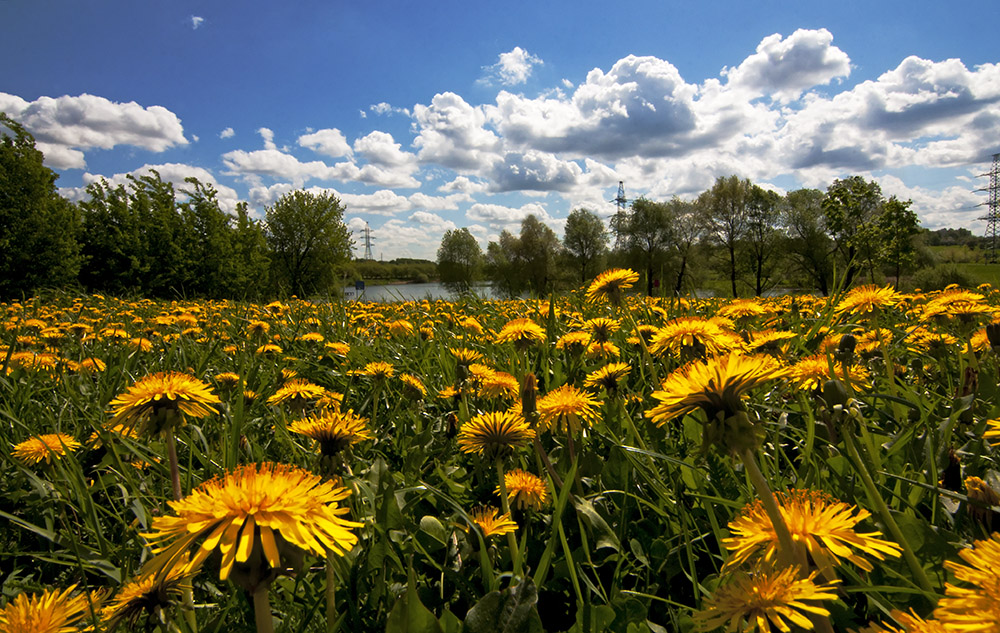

0,92,187,169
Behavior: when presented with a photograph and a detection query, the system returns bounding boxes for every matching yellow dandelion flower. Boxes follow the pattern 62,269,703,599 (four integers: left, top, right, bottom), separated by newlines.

387,319,414,337
449,347,484,365
497,469,550,511
836,284,900,316
717,298,770,320
788,354,870,391
398,373,427,399
246,320,271,338
0,584,99,633
324,341,351,357
362,361,395,380
934,532,1000,632
289,409,371,455
477,371,520,400
142,463,361,582
267,379,327,408
78,357,106,373
494,318,546,348
694,566,839,633
101,557,197,632
12,433,81,465
109,372,221,435
649,317,742,357
583,362,631,394
586,268,639,305
723,489,903,572
646,354,787,426
460,317,485,336
296,332,325,344
457,410,535,459
536,384,600,435
555,331,591,355
583,317,620,343
857,609,947,633
469,507,518,538
985,419,1000,446
214,372,241,388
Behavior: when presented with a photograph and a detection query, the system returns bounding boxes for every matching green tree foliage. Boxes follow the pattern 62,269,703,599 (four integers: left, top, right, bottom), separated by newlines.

783,189,835,295
668,199,704,295
742,185,784,297
0,113,81,298
484,215,561,298
437,228,483,293
562,208,608,284
878,196,920,286
78,171,271,298
265,190,353,297
699,176,753,298
822,176,884,285
516,215,561,296
610,198,674,296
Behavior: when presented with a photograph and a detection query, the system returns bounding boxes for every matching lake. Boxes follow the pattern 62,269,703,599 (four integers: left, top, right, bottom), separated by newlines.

342,282,504,302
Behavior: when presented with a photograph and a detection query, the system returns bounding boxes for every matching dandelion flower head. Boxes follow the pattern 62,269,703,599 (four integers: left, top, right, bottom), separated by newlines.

694,566,839,633
142,463,361,581
12,433,81,465
723,489,903,572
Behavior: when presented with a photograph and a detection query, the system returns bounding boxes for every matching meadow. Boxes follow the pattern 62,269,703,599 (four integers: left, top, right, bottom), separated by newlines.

1,271,999,633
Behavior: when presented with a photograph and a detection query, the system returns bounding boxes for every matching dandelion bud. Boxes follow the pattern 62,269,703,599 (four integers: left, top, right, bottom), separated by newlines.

835,333,856,364
987,323,1000,352
520,373,538,423
822,379,851,410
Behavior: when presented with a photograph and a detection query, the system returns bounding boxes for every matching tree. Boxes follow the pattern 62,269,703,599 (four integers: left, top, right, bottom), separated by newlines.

229,202,271,299
265,190,353,297
562,208,608,284
742,185,784,297
485,230,521,299
0,113,81,298
700,176,753,298
783,189,835,295
823,176,884,285
79,171,193,297
437,227,483,294
484,215,561,298
610,198,674,296
516,215,561,296
878,196,920,287
668,199,704,295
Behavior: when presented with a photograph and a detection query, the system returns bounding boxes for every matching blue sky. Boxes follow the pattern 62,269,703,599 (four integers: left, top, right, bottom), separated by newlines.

3,0,999,260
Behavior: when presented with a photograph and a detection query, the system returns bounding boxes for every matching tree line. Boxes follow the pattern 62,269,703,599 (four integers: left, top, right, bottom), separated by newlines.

1,114,354,300
439,175,930,298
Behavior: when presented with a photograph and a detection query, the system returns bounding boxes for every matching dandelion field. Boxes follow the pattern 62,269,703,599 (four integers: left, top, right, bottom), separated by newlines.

2,275,1000,632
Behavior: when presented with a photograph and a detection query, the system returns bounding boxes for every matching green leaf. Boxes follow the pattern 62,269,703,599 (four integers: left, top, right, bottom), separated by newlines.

416,515,448,552
386,563,444,633
572,497,621,552
462,577,544,633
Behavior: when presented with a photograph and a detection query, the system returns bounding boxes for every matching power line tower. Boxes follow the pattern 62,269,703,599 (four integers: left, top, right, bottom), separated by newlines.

610,181,631,250
977,153,1000,263
361,222,375,260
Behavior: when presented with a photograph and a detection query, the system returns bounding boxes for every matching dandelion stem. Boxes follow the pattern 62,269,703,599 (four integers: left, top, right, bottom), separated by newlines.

166,432,182,501
739,448,803,570
842,430,936,599
326,556,338,633
253,584,275,633
495,457,523,578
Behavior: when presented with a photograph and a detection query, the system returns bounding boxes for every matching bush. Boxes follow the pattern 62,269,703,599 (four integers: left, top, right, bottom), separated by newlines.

907,263,975,291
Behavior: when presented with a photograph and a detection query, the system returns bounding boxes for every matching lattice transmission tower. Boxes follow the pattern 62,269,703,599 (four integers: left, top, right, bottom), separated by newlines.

361,222,375,260
610,181,631,250
978,153,1000,263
